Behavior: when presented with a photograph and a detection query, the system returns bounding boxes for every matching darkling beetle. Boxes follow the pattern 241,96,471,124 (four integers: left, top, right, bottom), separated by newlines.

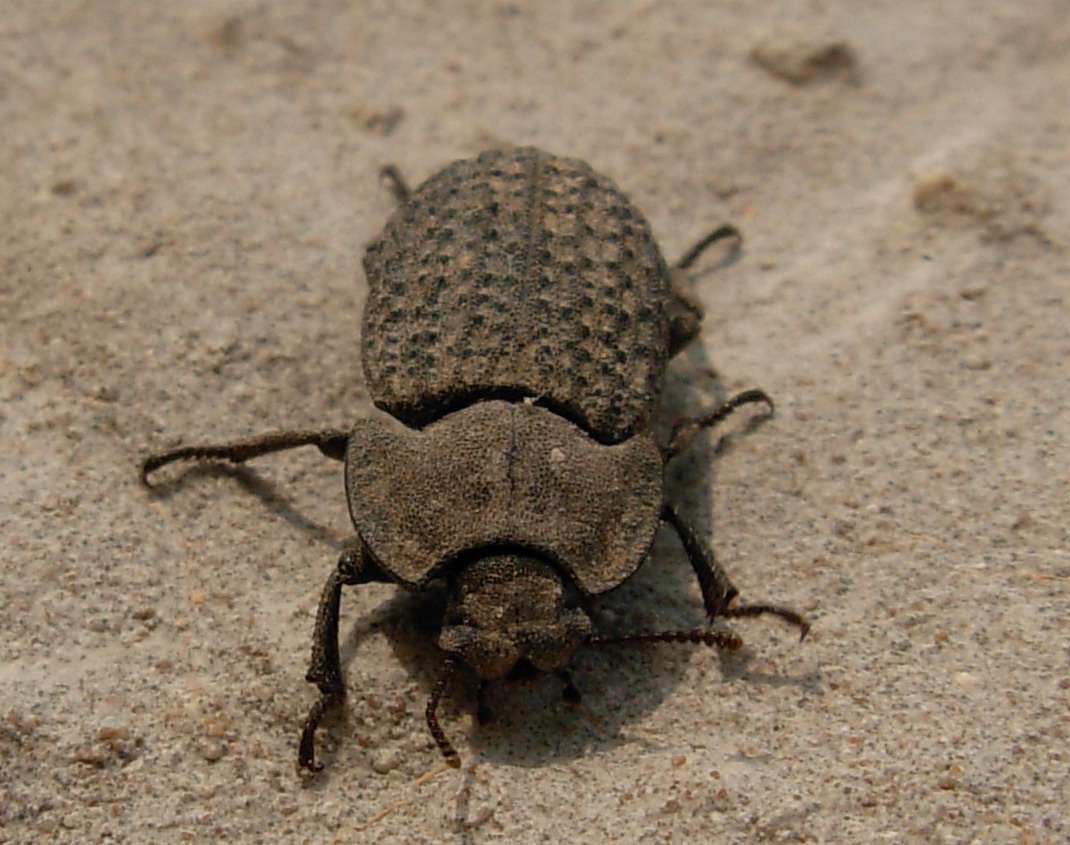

141,148,808,771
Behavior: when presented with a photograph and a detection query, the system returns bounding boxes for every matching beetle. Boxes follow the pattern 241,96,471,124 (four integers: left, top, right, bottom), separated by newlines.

140,147,808,771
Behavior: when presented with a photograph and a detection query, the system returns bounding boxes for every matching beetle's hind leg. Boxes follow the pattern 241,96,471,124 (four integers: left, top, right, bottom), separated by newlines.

300,544,389,772
140,428,349,484
667,224,743,356
662,504,809,640
379,164,412,205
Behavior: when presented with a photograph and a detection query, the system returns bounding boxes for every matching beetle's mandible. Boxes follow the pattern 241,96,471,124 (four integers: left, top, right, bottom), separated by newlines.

141,147,808,771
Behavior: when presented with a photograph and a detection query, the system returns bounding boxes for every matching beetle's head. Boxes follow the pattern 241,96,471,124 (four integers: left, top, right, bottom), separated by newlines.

437,552,593,680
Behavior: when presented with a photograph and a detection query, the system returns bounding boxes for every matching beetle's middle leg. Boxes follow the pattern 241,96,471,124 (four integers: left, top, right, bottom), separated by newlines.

662,504,809,639
299,543,390,771
140,428,349,484
664,388,773,461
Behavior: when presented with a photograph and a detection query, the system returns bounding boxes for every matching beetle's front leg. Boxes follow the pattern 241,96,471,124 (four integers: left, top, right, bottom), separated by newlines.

299,543,389,772
662,503,738,617
662,504,809,639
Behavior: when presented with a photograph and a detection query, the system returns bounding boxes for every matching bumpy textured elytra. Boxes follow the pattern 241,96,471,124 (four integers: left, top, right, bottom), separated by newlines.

140,147,808,773
363,147,671,444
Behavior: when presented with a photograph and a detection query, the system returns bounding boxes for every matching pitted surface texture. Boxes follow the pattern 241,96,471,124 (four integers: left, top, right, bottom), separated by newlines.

344,401,663,594
362,147,673,444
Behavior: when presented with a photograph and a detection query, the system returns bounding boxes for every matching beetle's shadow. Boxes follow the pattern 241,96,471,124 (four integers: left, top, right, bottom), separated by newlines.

322,580,791,772
142,462,349,552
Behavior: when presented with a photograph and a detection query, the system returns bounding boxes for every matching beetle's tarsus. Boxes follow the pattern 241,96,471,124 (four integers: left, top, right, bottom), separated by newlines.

299,688,344,772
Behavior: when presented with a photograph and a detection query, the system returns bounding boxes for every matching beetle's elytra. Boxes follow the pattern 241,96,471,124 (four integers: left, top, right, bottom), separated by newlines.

141,147,808,772
363,147,672,443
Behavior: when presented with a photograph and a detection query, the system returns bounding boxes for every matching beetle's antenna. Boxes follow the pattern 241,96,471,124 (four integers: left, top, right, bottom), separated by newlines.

587,628,744,651
426,656,462,768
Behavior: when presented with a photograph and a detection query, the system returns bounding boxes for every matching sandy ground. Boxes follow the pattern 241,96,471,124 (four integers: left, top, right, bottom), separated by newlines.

2,1,1068,843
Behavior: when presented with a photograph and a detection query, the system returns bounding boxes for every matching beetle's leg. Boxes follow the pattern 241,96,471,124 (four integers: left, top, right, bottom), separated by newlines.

299,544,386,772
475,680,493,725
426,657,462,768
140,429,348,484
662,503,737,617
557,669,581,705
662,504,809,640
674,224,743,273
668,224,743,356
664,389,773,461
380,164,412,205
